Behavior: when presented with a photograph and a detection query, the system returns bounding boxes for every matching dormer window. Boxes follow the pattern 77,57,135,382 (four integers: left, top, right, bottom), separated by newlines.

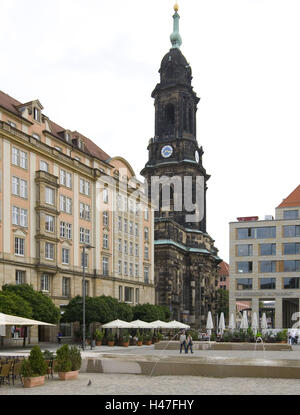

8,121,16,128
32,133,41,141
33,107,40,122
65,132,70,142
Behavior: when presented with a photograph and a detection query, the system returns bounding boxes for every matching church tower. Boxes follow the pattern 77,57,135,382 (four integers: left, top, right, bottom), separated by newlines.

141,4,221,327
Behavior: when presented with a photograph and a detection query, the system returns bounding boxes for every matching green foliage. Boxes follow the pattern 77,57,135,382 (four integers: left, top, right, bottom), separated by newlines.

69,346,82,371
0,290,32,318
2,284,60,324
276,329,288,342
54,344,72,373
121,330,129,343
210,333,216,341
43,350,55,360
157,332,163,340
21,346,47,377
144,334,152,341
189,330,198,341
95,329,104,341
21,359,33,378
132,303,170,322
222,331,233,342
215,289,229,323
137,331,143,342
107,332,115,342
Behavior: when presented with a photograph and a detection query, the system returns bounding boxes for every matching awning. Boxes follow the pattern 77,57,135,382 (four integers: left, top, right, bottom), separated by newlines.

101,319,134,329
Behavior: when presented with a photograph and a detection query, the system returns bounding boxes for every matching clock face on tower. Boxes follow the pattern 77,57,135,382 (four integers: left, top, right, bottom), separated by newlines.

195,150,199,163
161,145,173,158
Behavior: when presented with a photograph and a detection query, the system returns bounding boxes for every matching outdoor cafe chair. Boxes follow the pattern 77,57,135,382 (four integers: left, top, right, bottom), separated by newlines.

11,362,23,386
0,364,11,386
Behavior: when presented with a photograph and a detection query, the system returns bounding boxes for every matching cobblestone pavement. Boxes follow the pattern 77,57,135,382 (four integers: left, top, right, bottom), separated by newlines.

1,372,300,395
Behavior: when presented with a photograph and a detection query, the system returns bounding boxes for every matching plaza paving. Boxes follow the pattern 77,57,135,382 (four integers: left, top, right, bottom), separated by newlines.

1,343,300,394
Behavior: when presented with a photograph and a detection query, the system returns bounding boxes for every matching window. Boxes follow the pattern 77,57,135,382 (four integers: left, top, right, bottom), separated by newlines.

62,277,71,297
80,203,90,220
144,227,149,241
8,120,16,128
32,133,40,140
284,260,300,272
135,243,139,257
129,263,133,277
45,215,54,232
256,227,276,239
15,238,25,256
283,210,299,220
124,219,128,233
145,245,149,260
103,234,109,249
118,217,122,231
135,224,138,236
237,245,253,257
40,160,49,172
80,178,90,196
103,211,109,226
129,221,133,235
260,261,276,273
135,264,139,278
62,248,70,265
283,225,300,238
144,209,149,220
81,253,88,268
237,261,253,273
33,107,40,122
118,238,122,253
54,146,62,152
103,188,108,203
12,207,28,227
60,170,72,188
80,227,90,244
45,187,55,205
16,270,25,285
130,242,133,256
124,262,128,275
124,287,133,303
12,177,28,198
284,243,300,255
45,242,54,260
284,277,300,289
124,240,128,254
119,286,123,301
259,278,276,289
260,243,276,256
118,260,122,275
135,288,139,304
144,266,149,284
102,257,109,276
236,278,252,290
60,222,72,239
237,228,254,240
12,147,28,169
41,274,50,292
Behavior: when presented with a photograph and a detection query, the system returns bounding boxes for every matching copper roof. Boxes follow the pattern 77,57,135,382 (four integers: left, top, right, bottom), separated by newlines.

277,185,300,208
0,90,111,163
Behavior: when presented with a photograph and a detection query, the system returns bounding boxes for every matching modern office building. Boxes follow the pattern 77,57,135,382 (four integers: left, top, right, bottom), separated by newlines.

229,185,300,328
0,90,155,344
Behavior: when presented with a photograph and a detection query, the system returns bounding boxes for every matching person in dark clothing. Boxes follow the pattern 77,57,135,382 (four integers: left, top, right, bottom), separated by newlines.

186,334,193,354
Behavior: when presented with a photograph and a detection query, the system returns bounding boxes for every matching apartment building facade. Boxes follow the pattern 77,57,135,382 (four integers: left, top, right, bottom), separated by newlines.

0,91,155,343
229,185,300,328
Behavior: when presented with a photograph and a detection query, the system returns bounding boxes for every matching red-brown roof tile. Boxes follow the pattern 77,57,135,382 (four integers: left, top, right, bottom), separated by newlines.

218,261,229,276
277,185,300,208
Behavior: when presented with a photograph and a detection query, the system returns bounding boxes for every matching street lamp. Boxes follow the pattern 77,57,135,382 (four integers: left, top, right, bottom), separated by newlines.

81,244,94,350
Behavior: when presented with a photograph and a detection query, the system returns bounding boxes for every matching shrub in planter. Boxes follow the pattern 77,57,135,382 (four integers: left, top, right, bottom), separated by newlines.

137,331,143,346
69,346,82,371
107,332,115,346
95,329,104,345
54,344,79,380
121,331,130,346
276,329,288,343
21,345,47,388
144,334,152,345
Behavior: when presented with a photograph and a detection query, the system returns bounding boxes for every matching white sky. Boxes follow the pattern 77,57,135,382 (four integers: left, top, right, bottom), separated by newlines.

1,0,300,262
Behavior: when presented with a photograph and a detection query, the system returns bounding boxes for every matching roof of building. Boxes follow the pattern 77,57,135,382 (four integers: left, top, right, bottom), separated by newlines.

0,90,111,164
277,185,300,208
218,261,229,276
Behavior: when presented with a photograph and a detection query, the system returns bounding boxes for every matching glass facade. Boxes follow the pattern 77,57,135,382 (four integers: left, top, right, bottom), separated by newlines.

260,243,276,256
236,278,252,290
259,278,276,289
283,225,300,237
237,261,253,273
237,244,253,256
260,261,276,273
283,243,300,255
237,227,276,240
283,210,299,220
284,277,300,289
284,260,300,272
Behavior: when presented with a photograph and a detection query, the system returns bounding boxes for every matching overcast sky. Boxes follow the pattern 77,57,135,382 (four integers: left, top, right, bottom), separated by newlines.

1,0,300,262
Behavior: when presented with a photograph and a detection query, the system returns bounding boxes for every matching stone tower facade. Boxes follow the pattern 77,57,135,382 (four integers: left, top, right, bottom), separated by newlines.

141,5,221,328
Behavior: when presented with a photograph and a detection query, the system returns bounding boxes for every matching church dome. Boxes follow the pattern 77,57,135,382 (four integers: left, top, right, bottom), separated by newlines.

159,48,192,86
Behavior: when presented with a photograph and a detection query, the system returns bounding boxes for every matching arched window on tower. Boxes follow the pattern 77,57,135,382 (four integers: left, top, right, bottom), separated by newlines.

188,107,193,134
164,103,175,135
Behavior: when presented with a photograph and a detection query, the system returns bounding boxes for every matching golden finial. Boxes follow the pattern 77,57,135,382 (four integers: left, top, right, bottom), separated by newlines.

174,3,179,12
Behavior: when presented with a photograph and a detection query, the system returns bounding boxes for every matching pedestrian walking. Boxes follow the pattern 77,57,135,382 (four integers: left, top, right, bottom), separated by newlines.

179,330,187,354
186,333,193,354
57,332,62,344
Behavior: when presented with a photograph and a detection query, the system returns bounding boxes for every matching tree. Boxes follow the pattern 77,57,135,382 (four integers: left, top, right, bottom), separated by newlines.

2,284,60,324
0,290,33,318
215,289,229,324
132,303,170,322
